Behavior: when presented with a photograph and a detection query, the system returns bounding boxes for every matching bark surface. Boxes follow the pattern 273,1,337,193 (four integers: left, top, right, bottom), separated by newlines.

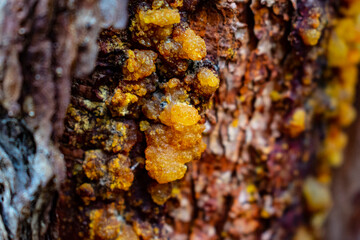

0,0,128,239
0,0,357,240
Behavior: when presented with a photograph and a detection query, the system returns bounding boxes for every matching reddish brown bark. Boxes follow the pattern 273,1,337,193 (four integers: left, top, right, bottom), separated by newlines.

0,0,358,240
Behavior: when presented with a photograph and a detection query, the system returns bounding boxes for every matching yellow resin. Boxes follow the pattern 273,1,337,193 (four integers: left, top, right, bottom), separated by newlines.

174,28,207,61
159,103,201,126
145,103,206,183
197,68,220,94
89,205,138,240
108,154,134,191
83,150,106,180
288,109,306,137
303,177,332,212
139,8,180,27
123,50,157,81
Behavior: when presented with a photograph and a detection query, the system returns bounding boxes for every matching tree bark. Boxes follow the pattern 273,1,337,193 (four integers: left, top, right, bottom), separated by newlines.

0,0,128,239
0,0,358,240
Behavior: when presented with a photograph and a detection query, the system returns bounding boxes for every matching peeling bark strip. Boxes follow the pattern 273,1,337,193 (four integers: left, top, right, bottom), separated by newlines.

0,0,128,239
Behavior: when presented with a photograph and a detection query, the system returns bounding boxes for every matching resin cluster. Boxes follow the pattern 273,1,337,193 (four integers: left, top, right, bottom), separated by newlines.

61,0,219,239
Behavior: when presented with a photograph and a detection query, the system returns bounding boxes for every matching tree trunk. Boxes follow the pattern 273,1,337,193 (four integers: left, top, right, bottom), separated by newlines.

0,0,128,239
0,0,358,239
